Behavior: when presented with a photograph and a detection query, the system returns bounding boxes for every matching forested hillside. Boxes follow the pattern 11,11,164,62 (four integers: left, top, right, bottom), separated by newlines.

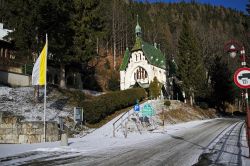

0,0,249,108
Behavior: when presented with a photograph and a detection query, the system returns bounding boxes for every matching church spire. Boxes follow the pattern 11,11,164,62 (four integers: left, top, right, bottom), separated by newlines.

135,14,142,38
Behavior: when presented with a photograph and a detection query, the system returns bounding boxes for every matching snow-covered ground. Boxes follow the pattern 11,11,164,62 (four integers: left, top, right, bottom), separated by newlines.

0,113,213,158
0,85,72,122
1,114,250,165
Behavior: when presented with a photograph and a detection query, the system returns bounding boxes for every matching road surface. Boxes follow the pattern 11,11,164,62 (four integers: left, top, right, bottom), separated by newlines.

0,118,246,166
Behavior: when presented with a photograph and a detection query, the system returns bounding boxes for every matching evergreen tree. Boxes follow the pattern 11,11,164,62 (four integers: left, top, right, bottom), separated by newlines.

210,56,236,110
2,0,74,88
1,0,40,62
177,14,206,103
149,77,161,99
247,0,250,14
72,0,104,64
36,0,74,88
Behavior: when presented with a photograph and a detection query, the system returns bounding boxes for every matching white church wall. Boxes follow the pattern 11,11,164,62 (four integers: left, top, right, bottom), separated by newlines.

120,71,125,90
120,50,167,90
149,65,166,84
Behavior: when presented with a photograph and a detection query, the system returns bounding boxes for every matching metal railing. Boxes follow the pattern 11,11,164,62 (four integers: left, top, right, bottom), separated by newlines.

113,109,134,137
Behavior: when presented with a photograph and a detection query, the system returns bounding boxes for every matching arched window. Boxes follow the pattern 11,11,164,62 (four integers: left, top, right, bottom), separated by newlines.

143,70,145,79
134,67,148,81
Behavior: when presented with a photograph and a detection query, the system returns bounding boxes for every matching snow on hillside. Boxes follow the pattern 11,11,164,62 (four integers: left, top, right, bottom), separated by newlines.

0,85,72,122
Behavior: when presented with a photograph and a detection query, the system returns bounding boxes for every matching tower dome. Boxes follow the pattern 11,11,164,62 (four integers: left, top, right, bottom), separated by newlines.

135,15,142,37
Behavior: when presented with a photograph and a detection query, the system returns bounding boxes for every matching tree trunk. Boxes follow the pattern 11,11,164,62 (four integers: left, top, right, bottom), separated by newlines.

96,37,99,54
60,63,66,89
112,0,116,69
190,95,193,106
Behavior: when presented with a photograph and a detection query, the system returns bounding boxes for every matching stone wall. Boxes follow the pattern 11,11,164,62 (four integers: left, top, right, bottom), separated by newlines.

0,66,22,73
0,70,31,87
0,112,59,144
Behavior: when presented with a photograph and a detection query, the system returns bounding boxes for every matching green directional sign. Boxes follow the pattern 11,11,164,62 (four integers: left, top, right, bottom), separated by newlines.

141,103,155,117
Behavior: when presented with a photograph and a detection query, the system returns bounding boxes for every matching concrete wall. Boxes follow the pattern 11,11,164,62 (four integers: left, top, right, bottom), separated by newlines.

0,65,22,73
0,70,31,87
0,113,59,144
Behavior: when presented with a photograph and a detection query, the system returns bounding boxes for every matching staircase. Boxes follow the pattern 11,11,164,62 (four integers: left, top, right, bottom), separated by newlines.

113,105,157,138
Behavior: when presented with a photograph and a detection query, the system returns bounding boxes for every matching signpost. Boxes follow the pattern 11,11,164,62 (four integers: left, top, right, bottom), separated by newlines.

234,67,250,154
74,107,84,124
225,42,250,156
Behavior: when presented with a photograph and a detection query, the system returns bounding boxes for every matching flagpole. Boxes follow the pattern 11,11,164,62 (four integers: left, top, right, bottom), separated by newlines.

44,34,48,142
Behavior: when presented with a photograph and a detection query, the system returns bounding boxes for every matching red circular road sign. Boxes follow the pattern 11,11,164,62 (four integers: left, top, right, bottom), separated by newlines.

234,67,250,89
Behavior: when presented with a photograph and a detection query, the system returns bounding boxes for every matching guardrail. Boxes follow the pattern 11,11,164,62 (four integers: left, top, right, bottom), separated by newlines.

113,109,133,137
112,100,148,137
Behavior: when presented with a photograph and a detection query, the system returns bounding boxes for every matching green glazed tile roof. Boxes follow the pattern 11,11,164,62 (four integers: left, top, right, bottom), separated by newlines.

131,37,143,52
120,37,166,71
142,41,166,69
120,48,130,71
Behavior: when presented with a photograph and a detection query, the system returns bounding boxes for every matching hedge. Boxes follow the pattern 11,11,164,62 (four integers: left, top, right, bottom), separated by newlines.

81,88,146,124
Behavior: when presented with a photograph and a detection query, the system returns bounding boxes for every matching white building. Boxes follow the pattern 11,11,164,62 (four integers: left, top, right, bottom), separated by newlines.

120,18,167,92
0,23,14,61
0,23,12,41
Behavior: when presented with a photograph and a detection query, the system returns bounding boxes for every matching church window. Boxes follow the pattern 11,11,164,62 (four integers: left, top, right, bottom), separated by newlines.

140,67,142,79
140,53,141,60
136,54,137,61
135,67,148,80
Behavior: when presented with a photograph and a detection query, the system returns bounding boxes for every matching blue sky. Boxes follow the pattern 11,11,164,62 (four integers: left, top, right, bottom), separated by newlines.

138,0,248,13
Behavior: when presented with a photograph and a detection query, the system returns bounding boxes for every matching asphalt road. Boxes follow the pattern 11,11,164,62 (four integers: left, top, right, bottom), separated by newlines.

0,118,244,166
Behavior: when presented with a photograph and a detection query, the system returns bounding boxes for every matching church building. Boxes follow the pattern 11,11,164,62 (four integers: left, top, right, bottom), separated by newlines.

120,17,167,92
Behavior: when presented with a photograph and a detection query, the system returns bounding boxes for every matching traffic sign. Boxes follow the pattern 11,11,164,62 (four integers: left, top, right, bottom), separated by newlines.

141,103,155,117
134,104,140,112
234,67,250,89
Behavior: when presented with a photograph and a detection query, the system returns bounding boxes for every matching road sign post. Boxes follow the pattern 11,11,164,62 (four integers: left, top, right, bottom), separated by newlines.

234,67,250,155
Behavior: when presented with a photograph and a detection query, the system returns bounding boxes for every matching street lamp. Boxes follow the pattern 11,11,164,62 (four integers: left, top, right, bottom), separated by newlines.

224,40,250,155
229,45,237,58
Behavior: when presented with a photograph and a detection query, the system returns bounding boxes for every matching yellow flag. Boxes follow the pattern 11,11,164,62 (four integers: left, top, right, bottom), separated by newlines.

32,41,47,85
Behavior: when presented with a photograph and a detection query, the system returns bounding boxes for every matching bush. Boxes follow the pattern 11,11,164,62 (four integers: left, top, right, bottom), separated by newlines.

164,100,171,107
81,88,146,124
199,102,209,109
107,72,120,91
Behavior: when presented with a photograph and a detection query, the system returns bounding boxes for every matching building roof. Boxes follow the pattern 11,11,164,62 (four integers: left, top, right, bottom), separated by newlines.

142,41,166,69
120,17,166,71
120,48,131,71
120,37,166,71
129,82,149,89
